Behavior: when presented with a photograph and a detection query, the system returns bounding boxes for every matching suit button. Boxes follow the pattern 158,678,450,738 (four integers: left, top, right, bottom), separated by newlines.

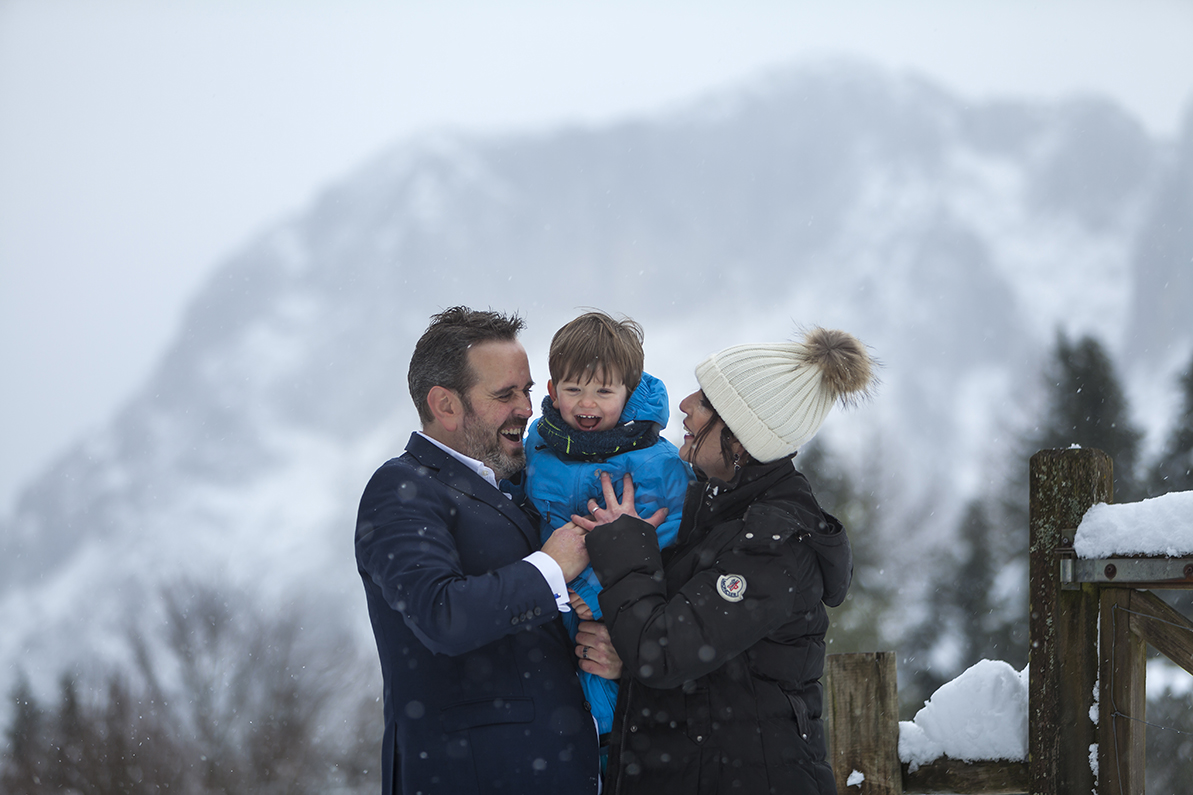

534,606,542,616
510,616,519,625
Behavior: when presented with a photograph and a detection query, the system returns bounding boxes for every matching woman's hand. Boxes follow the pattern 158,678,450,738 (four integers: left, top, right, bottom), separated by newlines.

571,471,668,532
575,620,623,680
568,588,594,621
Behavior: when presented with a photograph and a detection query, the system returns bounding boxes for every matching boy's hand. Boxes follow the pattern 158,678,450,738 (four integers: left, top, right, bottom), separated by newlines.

571,471,668,531
567,588,595,620
576,620,622,680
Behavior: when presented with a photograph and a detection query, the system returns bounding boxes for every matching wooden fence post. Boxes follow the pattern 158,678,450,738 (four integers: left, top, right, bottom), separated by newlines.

1028,448,1113,795
825,651,901,794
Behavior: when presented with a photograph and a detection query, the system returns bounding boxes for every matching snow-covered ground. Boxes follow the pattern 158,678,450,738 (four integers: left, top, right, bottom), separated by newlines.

899,490,1193,768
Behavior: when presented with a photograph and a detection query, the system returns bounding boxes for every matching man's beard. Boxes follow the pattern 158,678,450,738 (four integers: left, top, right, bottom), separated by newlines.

461,410,525,481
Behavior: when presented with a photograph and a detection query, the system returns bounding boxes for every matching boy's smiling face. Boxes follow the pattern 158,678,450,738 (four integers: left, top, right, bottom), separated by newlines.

548,369,629,433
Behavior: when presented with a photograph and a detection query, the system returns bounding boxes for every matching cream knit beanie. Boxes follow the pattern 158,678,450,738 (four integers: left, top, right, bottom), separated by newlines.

694,327,876,463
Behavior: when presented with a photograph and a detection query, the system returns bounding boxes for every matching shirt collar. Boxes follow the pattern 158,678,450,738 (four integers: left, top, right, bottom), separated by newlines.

417,431,500,490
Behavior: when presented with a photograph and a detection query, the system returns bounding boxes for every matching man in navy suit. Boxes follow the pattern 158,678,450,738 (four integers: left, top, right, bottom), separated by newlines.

356,307,606,794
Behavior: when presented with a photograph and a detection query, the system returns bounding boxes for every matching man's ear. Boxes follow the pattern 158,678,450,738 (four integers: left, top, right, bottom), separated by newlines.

426,385,464,432
546,380,559,409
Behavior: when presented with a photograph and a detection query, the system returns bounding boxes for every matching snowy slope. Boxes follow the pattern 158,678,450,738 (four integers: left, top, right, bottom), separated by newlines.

2,60,1190,697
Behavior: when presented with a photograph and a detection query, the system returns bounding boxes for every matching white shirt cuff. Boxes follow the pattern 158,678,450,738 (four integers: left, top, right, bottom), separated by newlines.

524,551,571,613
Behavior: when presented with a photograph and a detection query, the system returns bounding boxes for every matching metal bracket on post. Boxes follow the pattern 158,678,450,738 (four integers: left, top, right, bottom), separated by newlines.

1061,557,1193,588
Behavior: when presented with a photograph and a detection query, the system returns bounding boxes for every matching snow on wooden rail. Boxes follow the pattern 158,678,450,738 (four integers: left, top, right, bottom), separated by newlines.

1075,490,1193,558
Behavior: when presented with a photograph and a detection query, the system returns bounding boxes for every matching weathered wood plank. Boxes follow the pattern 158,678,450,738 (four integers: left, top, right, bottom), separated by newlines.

1099,588,1147,795
902,759,1028,794
1028,448,1112,795
825,652,901,795
1127,589,1193,677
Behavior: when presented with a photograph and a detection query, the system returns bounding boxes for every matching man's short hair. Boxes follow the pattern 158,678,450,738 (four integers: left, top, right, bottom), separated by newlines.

548,311,644,394
408,306,526,425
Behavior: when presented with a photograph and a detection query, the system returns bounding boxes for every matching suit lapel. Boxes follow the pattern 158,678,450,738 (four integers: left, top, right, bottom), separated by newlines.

405,433,541,551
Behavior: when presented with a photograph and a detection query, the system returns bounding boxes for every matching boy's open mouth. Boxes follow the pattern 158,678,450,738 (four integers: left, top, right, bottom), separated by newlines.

574,414,602,431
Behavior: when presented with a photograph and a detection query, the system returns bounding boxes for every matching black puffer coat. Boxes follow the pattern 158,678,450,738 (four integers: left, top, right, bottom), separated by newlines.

587,457,851,795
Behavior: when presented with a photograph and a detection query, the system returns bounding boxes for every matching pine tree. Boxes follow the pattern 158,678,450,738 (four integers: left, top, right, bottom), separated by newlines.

51,673,100,793
1026,331,1144,502
1146,687,1193,794
960,500,1025,666
1148,349,1193,496
1,673,48,795
985,330,1139,647
901,498,1027,709
797,439,891,655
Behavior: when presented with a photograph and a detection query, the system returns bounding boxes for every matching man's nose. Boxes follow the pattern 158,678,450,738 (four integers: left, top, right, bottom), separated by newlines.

514,394,533,417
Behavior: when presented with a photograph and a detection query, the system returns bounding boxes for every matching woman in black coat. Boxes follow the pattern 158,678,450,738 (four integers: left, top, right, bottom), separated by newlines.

574,328,876,794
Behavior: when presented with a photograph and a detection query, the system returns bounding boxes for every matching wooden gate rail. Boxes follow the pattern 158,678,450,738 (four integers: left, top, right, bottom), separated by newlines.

900,760,1027,794
1078,565,1193,793
824,652,1028,794
826,448,1192,795
1030,448,1193,795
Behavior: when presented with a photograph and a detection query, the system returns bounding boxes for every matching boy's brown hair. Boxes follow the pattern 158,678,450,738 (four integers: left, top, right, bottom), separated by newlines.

548,311,645,394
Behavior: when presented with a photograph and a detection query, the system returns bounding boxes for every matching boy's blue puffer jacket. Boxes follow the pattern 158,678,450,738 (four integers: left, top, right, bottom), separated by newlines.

525,372,692,735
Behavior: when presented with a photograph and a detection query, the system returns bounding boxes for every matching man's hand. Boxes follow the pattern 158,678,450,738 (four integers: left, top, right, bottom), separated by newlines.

540,521,591,582
571,471,668,532
575,620,623,680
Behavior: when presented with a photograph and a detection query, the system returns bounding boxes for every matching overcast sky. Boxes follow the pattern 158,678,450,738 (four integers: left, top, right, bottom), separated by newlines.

2,0,1192,512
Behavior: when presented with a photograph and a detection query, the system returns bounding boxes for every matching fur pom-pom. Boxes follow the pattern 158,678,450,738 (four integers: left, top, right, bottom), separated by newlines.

801,327,876,404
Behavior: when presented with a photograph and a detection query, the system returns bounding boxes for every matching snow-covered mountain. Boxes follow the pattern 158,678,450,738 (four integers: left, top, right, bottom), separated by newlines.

3,60,1190,696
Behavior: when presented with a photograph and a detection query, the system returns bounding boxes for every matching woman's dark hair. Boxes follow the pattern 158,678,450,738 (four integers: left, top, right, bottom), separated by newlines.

408,306,525,425
690,392,746,473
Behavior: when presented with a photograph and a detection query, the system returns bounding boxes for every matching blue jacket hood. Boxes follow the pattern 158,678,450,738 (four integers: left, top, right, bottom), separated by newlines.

622,371,670,427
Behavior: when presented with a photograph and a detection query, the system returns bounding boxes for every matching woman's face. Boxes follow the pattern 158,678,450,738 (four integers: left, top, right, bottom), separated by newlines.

678,390,738,481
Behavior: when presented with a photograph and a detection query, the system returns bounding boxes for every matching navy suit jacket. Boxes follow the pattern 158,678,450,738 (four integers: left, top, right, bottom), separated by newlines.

356,433,599,794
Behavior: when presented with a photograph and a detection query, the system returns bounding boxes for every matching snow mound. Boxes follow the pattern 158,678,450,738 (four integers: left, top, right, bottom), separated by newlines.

1074,491,1193,558
899,659,1028,771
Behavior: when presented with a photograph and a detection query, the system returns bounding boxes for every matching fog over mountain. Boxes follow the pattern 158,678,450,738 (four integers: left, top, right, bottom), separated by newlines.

3,60,1190,695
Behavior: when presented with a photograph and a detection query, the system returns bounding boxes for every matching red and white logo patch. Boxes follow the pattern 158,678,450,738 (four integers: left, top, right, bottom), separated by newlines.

716,574,747,602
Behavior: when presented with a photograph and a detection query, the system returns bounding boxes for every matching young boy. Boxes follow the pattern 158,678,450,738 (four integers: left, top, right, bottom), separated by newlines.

525,311,692,753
